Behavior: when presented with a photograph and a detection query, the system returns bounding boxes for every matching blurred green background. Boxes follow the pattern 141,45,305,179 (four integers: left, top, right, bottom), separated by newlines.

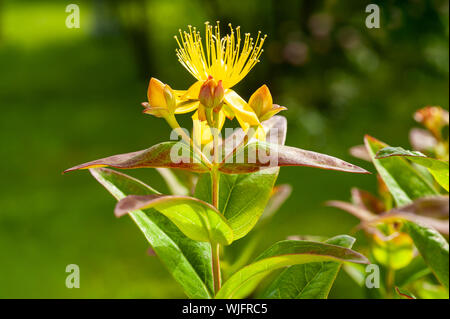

0,0,448,298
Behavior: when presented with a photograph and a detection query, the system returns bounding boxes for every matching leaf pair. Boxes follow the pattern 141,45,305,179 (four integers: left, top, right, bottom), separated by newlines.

90,168,215,298
65,117,369,176
362,135,449,291
215,236,369,298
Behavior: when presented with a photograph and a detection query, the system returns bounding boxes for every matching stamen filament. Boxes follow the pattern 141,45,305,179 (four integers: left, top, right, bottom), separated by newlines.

175,22,267,89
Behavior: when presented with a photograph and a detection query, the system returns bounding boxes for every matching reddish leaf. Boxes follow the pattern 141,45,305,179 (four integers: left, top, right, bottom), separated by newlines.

326,200,376,222
64,141,210,173
115,194,234,245
219,141,370,175
351,188,385,214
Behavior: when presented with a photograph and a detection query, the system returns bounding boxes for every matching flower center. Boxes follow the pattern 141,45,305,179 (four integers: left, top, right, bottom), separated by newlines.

175,21,266,89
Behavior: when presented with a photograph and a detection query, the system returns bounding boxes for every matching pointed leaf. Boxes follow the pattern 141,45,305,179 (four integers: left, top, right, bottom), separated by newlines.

215,239,369,299
395,257,431,287
367,197,449,235
376,146,449,191
115,194,233,245
219,141,370,174
260,235,356,299
195,169,279,240
89,168,213,298
403,221,449,290
351,187,386,214
64,141,210,173
326,200,376,222
364,135,439,206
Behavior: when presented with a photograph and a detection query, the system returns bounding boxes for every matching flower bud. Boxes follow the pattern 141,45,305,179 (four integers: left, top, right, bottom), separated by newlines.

248,85,287,122
414,106,449,139
143,77,177,118
198,77,224,109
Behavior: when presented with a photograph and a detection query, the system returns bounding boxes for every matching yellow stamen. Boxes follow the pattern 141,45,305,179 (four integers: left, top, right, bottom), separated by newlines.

175,21,266,89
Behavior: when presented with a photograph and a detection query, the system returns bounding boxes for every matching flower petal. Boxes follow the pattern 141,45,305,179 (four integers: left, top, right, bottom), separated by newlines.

147,78,167,108
175,100,200,114
182,81,203,100
223,90,260,127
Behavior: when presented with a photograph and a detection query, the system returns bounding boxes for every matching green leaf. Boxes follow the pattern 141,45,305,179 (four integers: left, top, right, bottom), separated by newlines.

115,194,234,245
403,221,449,290
215,239,369,299
89,168,214,298
64,141,210,173
395,257,431,287
260,184,292,222
376,146,449,191
364,135,439,206
219,141,370,174
260,235,356,299
195,116,287,240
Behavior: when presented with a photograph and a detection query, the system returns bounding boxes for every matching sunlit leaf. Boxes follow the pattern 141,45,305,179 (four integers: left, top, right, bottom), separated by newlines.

364,135,439,206
376,146,449,191
215,239,369,299
89,168,213,298
260,235,356,299
195,168,279,240
64,141,210,173
115,194,234,245
395,257,431,287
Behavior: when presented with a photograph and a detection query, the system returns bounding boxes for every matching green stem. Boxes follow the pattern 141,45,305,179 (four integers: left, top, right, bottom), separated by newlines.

165,114,212,167
386,267,395,298
210,111,222,295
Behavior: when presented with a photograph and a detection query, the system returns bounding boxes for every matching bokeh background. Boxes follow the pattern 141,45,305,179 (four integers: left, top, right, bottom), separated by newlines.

0,0,448,298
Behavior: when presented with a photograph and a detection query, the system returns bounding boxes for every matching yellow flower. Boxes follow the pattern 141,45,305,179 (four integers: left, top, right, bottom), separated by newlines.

173,22,267,141
174,22,266,89
144,23,281,146
142,78,200,117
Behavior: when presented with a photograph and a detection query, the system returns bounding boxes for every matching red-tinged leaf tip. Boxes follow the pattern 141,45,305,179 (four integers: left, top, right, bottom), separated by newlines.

364,134,387,147
114,194,221,218
64,142,210,174
395,287,415,299
114,194,161,217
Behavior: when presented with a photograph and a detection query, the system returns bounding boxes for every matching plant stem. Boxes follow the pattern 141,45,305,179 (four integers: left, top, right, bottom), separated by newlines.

210,113,222,294
165,114,212,167
211,241,221,294
386,267,395,298
211,166,221,294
